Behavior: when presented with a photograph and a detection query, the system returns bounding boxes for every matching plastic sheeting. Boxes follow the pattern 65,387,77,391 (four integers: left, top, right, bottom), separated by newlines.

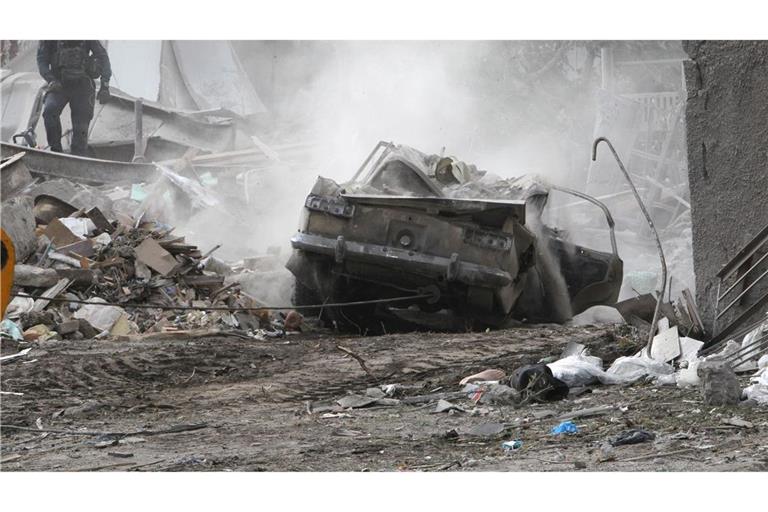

170,41,267,117
605,350,675,384
548,354,623,386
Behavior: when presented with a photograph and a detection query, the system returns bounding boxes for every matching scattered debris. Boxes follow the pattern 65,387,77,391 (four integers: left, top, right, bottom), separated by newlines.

610,429,656,447
459,368,506,385
465,422,506,438
433,399,465,414
0,347,32,363
650,325,681,362
551,421,580,436
698,359,742,406
721,417,754,429
508,364,569,402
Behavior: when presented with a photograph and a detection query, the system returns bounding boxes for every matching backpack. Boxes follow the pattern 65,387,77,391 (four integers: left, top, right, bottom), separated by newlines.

55,41,101,81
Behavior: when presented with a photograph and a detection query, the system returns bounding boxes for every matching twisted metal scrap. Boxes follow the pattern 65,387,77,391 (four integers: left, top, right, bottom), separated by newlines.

592,137,668,347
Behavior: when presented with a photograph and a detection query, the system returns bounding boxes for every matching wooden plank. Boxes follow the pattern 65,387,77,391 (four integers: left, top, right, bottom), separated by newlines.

32,278,72,312
43,218,83,248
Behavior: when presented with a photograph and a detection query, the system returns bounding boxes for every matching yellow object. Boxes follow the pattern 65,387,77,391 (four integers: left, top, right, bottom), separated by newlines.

1,229,15,318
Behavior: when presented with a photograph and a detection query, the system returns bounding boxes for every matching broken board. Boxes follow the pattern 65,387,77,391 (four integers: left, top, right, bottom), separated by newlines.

650,325,682,362
135,238,179,276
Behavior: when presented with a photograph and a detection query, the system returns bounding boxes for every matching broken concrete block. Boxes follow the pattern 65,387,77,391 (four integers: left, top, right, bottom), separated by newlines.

204,256,232,276
55,268,97,289
478,384,521,406
134,238,178,276
109,313,135,336
28,179,80,205
0,153,34,200
1,196,37,261
73,298,125,333
698,359,742,406
434,399,465,413
55,319,80,335
134,260,152,281
23,324,51,341
13,264,60,288
77,318,99,338
91,232,112,247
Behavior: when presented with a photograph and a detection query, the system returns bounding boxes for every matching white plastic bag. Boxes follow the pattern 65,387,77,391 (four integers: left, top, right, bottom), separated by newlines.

743,370,768,405
676,359,702,388
547,354,622,386
606,350,675,384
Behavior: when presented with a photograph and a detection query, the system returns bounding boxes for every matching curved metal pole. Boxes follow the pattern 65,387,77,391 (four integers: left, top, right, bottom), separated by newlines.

592,137,668,347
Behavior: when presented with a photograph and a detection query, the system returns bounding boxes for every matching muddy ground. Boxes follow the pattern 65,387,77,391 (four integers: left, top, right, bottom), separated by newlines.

1,324,767,472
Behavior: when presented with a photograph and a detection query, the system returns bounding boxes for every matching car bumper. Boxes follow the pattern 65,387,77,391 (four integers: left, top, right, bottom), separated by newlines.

290,232,513,288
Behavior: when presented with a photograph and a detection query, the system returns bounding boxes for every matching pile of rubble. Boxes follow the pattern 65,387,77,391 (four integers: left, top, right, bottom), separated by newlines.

1,174,300,344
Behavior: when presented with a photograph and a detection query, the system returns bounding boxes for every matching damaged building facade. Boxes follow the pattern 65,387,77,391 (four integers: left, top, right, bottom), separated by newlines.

683,40,768,341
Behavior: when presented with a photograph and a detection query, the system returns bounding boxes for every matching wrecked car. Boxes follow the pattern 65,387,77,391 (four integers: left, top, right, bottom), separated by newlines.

287,141,622,333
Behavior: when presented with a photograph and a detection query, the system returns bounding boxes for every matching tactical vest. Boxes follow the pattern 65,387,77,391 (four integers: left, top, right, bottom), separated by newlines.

54,41,100,81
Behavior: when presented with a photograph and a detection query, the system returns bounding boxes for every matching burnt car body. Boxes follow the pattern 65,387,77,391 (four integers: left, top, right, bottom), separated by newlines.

287,142,622,332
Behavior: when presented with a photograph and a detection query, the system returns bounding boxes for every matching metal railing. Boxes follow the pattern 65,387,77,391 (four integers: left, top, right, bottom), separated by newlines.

709,223,768,349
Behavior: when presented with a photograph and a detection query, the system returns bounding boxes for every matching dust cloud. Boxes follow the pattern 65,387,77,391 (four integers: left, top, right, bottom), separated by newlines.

179,41,693,304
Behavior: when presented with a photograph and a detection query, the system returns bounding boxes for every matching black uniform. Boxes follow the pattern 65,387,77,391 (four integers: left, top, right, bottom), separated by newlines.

37,40,112,156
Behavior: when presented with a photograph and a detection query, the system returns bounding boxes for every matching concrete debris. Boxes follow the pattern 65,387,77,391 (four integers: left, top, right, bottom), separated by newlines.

433,399,465,414
1,152,34,200
477,384,520,406
73,298,126,333
698,359,742,406
13,264,59,288
610,429,655,447
1,195,36,260
22,324,52,342
2,176,286,341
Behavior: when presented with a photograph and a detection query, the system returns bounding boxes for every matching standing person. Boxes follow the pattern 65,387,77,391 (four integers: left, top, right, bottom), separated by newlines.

37,40,112,156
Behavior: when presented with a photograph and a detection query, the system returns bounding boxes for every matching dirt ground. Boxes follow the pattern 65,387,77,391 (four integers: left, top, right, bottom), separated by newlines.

1,324,767,472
